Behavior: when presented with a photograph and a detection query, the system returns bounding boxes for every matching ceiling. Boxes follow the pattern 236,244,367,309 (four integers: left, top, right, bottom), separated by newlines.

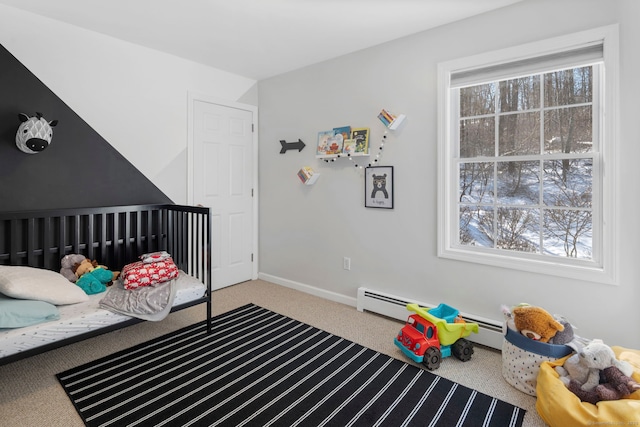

0,0,522,80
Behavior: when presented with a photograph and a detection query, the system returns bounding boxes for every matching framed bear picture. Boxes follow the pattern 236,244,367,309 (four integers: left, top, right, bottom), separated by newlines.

365,166,394,209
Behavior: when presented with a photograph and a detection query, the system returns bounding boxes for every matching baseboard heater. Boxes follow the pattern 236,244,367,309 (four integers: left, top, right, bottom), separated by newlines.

356,287,504,350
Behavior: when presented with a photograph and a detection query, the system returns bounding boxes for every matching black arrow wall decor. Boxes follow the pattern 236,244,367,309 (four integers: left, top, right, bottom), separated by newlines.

279,139,305,154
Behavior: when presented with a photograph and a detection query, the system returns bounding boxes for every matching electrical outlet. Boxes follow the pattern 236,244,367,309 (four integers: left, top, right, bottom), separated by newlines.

343,257,351,270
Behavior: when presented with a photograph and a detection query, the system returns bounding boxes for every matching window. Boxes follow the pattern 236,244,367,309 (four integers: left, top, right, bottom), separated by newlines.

437,26,618,284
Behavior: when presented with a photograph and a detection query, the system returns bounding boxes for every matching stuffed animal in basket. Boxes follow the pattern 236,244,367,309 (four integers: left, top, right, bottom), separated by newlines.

72,259,119,295
548,316,575,345
555,339,640,404
512,304,565,343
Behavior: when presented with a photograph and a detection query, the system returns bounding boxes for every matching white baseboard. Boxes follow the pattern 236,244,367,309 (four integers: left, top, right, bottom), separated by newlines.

257,273,357,307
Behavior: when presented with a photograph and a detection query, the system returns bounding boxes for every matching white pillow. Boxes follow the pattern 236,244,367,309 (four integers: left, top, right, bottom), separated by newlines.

0,266,89,305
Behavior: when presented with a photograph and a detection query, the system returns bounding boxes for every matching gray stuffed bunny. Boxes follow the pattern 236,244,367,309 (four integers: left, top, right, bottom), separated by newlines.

60,254,88,282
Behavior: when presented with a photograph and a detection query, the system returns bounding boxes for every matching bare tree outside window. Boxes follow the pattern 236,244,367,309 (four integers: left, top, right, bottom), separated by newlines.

457,66,594,259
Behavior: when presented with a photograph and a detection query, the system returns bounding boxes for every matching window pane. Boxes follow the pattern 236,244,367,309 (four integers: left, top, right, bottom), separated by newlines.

460,117,494,158
442,29,611,277
498,112,540,156
499,76,539,112
544,66,592,107
460,83,496,117
496,161,539,205
496,207,540,253
543,209,592,258
459,206,494,247
459,162,494,203
543,159,592,207
544,106,592,154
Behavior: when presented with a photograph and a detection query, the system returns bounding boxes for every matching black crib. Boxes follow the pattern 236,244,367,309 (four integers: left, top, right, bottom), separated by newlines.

0,204,211,366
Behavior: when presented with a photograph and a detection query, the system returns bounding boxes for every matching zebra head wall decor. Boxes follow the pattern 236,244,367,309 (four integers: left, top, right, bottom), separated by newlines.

16,112,59,154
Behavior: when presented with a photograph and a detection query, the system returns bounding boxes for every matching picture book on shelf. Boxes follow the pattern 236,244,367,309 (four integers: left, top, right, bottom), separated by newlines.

351,128,370,154
317,130,344,155
342,139,357,155
317,130,334,155
333,126,351,144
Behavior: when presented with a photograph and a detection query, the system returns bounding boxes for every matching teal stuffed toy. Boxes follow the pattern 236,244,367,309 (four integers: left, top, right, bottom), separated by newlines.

73,259,115,295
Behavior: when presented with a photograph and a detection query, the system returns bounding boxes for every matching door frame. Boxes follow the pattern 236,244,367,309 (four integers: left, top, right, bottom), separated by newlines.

187,91,259,282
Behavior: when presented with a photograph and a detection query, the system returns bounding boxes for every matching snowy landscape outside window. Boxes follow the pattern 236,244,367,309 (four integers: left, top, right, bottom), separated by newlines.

437,26,618,284
458,66,595,258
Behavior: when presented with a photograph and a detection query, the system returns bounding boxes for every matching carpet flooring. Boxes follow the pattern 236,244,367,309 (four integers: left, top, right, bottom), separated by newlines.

57,304,526,427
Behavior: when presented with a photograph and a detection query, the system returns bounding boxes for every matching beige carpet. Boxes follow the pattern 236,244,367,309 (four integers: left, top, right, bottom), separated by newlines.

0,279,546,426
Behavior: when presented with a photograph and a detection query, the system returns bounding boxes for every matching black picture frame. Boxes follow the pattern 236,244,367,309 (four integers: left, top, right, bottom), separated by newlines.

365,166,394,209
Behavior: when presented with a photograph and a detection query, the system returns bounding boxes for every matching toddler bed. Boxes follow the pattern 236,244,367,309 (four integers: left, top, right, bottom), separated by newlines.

0,204,211,366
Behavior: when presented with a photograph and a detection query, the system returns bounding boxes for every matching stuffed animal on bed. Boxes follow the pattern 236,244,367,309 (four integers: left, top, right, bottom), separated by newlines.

555,339,640,404
565,365,640,405
60,254,88,282
72,259,118,295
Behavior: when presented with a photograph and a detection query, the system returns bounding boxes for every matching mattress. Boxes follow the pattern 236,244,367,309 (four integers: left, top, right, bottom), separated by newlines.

0,275,205,359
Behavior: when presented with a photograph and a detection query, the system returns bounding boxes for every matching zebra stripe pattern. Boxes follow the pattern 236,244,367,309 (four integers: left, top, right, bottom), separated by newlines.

57,304,525,427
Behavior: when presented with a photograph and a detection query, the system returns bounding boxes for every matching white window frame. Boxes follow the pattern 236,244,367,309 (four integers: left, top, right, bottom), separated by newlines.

437,25,619,285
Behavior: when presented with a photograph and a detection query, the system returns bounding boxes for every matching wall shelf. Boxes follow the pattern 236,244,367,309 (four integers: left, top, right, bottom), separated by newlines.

297,166,320,185
387,114,406,130
316,127,370,158
378,109,406,130
316,152,370,160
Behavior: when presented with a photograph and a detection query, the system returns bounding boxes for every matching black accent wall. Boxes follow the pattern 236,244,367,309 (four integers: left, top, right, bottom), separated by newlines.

0,44,172,213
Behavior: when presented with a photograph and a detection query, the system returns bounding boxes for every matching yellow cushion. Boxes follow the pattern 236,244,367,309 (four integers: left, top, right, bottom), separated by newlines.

536,346,640,427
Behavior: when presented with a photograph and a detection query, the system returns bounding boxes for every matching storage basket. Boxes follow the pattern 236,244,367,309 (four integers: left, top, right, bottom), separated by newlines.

502,327,572,396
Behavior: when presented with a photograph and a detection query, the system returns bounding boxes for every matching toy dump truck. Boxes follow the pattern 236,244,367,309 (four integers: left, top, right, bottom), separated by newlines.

394,303,479,370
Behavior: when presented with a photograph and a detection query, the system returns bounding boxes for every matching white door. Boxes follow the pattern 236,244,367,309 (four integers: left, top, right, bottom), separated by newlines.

191,99,255,290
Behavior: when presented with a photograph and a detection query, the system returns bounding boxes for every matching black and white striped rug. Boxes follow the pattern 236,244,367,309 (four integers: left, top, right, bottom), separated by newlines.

57,304,525,427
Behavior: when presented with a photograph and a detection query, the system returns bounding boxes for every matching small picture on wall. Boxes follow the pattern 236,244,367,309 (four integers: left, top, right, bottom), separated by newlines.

365,166,394,209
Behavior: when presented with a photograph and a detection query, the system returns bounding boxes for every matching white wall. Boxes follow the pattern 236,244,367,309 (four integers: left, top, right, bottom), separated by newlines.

258,0,640,348
0,4,257,204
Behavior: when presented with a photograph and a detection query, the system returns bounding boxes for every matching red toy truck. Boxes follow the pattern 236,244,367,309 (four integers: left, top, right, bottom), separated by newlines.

394,303,479,370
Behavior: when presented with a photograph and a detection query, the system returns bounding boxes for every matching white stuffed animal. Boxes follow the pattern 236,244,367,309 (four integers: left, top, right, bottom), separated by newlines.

555,339,634,391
